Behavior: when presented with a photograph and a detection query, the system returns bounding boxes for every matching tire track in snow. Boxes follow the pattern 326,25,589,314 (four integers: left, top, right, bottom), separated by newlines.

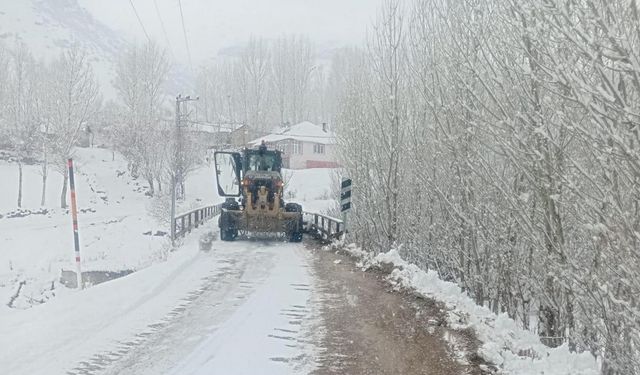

66,251,255,375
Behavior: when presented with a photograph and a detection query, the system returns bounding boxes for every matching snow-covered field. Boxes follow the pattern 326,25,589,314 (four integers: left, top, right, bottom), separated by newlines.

0,147,220,311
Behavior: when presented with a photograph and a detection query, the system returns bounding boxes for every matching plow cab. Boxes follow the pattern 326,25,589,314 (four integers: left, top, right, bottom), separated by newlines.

214,143,303,242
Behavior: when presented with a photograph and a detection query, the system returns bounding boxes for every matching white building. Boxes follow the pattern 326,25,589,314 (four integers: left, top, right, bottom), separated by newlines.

249,121,339,169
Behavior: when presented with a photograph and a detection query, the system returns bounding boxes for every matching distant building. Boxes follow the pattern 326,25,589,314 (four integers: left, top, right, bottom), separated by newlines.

187,123,232,149
230,124,266,148
249,121,339,169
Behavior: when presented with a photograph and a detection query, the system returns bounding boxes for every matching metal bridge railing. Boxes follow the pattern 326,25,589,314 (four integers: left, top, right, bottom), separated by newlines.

303,211,344,241
172,204,222,240
171,205,344,243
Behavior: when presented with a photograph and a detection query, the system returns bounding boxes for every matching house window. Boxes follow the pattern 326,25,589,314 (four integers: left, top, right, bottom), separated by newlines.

292,141,302,154
313,143,325,154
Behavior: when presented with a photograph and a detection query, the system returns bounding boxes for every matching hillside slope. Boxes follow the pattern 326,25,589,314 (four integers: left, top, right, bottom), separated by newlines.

0,0,125,97
0,147,219,311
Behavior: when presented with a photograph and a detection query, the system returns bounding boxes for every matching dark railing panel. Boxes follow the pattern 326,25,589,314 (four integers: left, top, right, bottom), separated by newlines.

303,211,344,241
172,204,222,240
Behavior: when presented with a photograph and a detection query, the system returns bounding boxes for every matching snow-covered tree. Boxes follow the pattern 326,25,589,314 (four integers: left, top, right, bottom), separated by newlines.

5,41,41,208
113,41,170,196
195,34,324,137
241,36,270,133
48,45,101,208
336,0,640,372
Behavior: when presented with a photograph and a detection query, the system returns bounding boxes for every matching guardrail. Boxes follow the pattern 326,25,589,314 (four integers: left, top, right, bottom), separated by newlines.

303,211,344,241
172,204,222,240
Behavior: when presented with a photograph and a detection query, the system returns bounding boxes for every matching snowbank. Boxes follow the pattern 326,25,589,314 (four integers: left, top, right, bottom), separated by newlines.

343,245,600,375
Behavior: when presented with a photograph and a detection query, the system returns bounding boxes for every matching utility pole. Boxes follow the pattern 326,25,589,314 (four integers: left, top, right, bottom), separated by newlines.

226,94,233,125
171,94,199,246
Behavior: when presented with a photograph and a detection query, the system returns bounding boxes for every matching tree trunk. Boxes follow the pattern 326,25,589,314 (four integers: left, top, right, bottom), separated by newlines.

17,160,23,208
41,150,48,206
61,169,69,209
147,177,155,197
41,168,47,207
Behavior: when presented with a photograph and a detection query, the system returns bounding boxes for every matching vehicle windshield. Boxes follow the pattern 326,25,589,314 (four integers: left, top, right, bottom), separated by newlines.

247,153,278,171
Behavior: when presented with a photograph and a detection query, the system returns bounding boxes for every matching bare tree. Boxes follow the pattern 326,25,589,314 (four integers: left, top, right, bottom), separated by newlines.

5,41,41,208
0,42,9,146
287,36,315,123
195,35,324,140
113,41,170,196
271,37,290,125
48,46,101,208
242,36,270,133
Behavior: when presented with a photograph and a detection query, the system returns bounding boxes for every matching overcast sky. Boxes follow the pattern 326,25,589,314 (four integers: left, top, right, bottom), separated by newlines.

79,0,379,64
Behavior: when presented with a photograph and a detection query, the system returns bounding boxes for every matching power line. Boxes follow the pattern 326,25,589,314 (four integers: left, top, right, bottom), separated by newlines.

177,0,194,74
128,0,151,43
153,0,173,54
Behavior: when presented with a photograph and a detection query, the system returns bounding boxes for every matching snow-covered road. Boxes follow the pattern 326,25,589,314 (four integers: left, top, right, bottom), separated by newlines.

1,228,319,375
100,239,318,375
165,241,317,375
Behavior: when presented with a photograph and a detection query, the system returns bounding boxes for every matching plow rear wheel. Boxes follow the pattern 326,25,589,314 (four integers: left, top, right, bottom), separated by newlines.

285,203,304,242
220,228,238,241
289,231,303,242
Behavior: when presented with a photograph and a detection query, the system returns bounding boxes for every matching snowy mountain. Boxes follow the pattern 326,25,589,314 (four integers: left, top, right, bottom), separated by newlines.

0,0,126,97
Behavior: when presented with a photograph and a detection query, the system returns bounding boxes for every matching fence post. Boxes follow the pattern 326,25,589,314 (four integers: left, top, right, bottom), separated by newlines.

194,210,199,228
181,216,186,237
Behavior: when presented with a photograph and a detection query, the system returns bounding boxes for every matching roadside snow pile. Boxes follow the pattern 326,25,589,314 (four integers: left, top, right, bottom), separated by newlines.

343,245,599,375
